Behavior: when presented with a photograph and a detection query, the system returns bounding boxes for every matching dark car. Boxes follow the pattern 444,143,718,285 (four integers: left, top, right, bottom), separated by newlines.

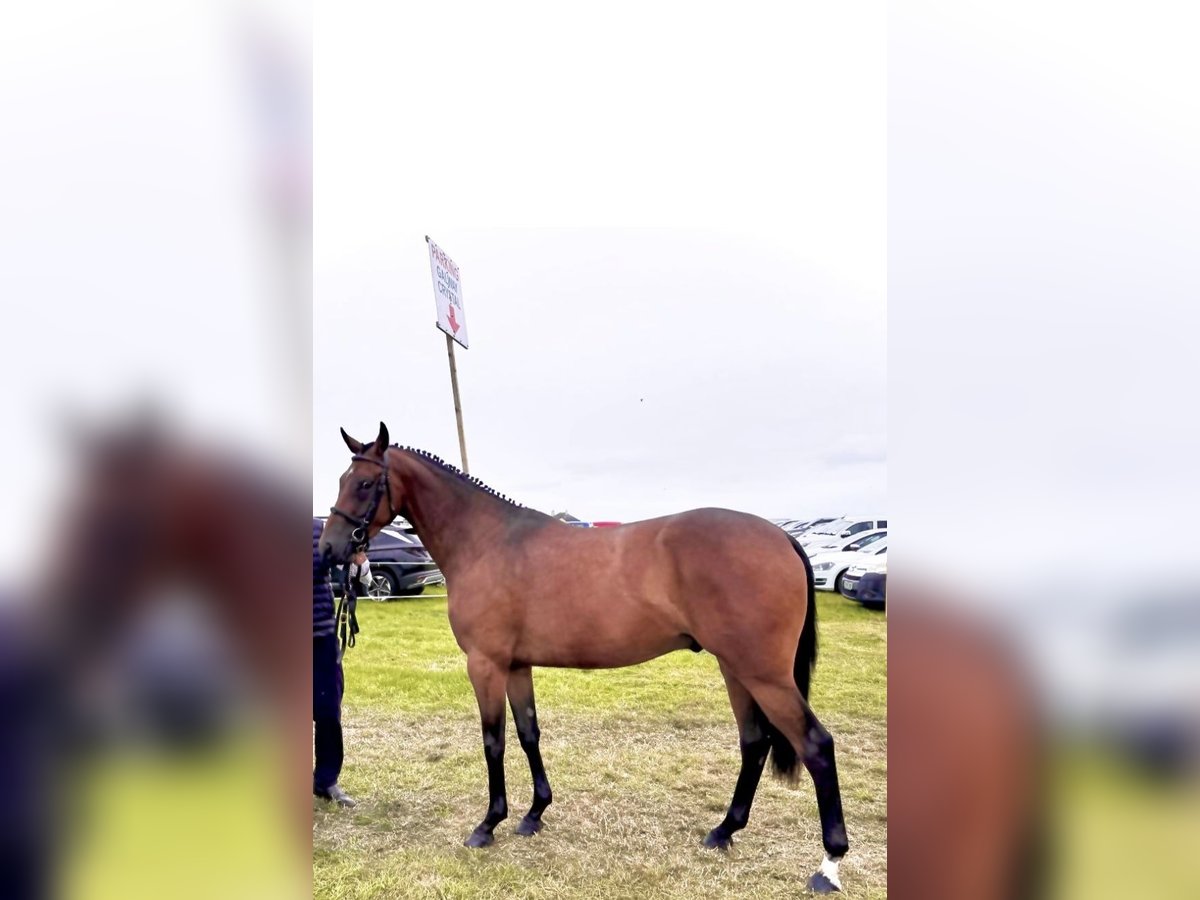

855,571,886,609
840,561,886,610
319,518,444,599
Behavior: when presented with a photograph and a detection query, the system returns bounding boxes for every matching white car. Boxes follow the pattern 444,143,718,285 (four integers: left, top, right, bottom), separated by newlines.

803,527,887,557
771,518,809,532
790,516,841,536
808,535,888,592
799,517,887,547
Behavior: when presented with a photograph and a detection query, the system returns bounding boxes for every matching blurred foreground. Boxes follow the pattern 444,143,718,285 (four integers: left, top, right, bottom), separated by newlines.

891,0,1200,893
890,584,1199,899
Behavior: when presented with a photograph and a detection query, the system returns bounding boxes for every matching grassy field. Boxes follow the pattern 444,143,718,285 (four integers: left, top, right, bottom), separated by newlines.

313,591,887,899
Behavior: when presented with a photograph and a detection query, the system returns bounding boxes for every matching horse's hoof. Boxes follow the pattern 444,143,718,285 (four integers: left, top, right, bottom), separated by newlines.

463,829,494,848
702,828,733,851
808,871,841,894
514,816,543,836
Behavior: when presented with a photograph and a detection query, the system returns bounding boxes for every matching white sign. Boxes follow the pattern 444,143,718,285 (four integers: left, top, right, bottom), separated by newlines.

426,236,468,349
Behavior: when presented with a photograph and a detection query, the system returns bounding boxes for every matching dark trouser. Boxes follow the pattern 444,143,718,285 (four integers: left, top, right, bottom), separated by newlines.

313,633,344,792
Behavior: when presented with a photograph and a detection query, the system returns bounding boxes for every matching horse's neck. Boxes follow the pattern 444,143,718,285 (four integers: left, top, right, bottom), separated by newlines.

394,455,500,574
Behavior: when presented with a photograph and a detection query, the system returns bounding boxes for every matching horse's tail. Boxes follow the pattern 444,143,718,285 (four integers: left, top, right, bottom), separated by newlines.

764,536,819,782
792,537,819,702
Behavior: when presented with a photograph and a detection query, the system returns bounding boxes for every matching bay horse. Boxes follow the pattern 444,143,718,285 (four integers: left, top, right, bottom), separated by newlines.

319,423,850,893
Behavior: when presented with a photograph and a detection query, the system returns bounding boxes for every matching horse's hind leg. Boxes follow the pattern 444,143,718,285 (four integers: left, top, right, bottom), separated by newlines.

746,679,849,894
703,662,770,850
507,666,552,835
464,653,509,848
800,706,849,893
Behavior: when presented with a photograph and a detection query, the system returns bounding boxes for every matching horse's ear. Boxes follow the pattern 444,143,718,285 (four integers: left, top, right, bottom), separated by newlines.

340,427,364,454
372,421,390,454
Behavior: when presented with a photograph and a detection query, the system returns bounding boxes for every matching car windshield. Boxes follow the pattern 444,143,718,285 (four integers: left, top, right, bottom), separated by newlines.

848,532,884,551
810,519,851,535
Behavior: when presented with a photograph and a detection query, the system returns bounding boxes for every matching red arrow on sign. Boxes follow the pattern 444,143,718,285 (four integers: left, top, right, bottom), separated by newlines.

447,305,460,334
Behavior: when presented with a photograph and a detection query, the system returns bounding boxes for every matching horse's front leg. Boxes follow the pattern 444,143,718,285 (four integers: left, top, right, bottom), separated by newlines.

464,653,509,847
507,666,552,835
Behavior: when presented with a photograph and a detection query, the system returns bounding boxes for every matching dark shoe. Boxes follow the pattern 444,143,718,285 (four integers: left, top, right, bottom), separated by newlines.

314,784,357,808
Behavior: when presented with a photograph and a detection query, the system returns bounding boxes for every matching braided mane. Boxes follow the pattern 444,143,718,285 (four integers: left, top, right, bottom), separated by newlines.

392,445,524,509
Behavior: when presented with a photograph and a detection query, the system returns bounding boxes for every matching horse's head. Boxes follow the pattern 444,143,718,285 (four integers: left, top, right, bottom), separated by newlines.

320,421,395,565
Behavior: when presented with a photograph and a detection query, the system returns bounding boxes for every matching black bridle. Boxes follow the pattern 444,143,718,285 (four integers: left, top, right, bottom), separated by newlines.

328,453,395,545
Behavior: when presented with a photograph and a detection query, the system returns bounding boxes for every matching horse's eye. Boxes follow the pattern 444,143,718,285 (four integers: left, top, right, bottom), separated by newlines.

359,480,372,490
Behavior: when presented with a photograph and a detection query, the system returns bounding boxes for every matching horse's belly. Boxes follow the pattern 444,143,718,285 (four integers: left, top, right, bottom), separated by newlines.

514,595,690,669
519,632,691,669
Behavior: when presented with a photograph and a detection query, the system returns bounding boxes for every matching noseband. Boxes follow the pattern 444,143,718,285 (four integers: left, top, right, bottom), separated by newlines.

329,453,395,544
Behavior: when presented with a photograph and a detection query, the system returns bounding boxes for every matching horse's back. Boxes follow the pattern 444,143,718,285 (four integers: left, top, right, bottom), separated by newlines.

510,506,799,603
517,506,790,585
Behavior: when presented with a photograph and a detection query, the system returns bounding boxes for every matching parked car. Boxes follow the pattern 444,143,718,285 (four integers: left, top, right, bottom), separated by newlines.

790,517,839,536
804,528,887,557
800,517,887,546
771,518,808,532
854,567,887,609
809,536,888,593
840,557,887,609
553,512,589,527
317,517,444,599
784,520,819,537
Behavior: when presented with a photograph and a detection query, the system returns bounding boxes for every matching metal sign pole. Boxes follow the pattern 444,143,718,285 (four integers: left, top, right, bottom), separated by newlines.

445,332,469,474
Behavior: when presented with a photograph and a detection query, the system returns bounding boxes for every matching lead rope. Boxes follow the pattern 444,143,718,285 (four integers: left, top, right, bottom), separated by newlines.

336,578,359,661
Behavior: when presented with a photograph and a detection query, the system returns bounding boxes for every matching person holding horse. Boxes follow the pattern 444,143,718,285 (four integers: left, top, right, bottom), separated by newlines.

313,516,356,807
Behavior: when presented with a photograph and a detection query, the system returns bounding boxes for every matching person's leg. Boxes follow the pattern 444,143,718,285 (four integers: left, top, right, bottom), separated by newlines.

313,634,353,805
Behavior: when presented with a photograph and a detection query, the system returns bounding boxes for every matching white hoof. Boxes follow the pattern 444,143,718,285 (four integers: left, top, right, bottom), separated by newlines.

808,854,842,893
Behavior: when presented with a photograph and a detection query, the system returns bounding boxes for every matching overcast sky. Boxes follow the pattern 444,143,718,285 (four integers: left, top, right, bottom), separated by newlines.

314,229,885,522
314,5,885,523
